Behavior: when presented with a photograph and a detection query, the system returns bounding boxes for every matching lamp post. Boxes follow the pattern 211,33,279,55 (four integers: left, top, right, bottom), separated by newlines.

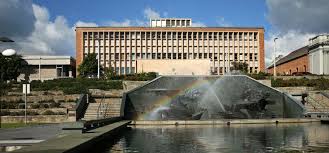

97,48,100,79
1,48,16,128
273,38,278,78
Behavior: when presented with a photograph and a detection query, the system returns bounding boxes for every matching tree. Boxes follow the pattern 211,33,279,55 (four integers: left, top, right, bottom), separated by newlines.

78,53,99,77
231,62,249,74
0,54,25,82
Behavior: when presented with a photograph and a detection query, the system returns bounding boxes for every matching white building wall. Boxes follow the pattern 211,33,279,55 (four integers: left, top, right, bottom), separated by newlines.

308,34,329,75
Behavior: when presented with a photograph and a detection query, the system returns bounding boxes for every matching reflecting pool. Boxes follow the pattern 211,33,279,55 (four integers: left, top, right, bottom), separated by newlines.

92,123,329,153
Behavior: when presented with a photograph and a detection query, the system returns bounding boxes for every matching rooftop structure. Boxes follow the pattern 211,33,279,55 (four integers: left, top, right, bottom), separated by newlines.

150,18,192,27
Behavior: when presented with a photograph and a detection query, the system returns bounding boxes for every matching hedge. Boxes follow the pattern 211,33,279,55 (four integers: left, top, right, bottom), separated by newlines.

30,78,123,94
271,78,329,90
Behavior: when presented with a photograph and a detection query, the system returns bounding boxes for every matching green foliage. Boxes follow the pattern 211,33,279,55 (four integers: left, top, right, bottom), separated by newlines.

231,62,249,73
77,53,99,77
0,54,26,82
248,72,272,80
42,110,65,115
107,72,157,81
31,78,123,94
271,77,329,90
1,111,39,116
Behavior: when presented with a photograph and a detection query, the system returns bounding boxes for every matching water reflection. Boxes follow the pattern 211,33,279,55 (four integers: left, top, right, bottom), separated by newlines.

0,146,23,152
95,123,329,153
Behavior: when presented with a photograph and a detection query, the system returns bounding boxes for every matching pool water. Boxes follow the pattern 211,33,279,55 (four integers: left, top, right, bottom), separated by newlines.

92,123,329,153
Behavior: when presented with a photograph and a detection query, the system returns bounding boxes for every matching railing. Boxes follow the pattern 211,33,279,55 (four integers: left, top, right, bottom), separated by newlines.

306,94,329,113
75,94,89,121
97,94,110,119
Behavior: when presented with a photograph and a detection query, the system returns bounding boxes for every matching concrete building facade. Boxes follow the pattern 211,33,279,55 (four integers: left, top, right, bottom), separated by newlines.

308,34,329,75
137,59,210,75
75,18,265,75
17,56,76,82
267,46,309,75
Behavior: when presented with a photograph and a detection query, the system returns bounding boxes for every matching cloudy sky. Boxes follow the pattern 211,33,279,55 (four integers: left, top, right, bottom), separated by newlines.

1,0,329,66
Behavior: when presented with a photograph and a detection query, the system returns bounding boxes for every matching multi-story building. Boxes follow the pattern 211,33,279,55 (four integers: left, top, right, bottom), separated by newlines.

75,18,265,75
309,34,329,75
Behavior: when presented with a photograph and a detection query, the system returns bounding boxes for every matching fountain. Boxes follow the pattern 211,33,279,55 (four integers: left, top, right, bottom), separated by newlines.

122,75,305,120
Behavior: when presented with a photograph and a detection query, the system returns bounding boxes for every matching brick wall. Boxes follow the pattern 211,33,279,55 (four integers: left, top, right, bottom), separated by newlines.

268,55,309,75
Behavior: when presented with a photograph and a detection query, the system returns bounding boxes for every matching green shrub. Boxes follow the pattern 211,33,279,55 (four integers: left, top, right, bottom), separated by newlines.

42,110,56,115
248,72,271,80
0,110,10,116
271,77,329,90
31,103,40,109
49,102,61,108
9,111,39,116
31,78,124,94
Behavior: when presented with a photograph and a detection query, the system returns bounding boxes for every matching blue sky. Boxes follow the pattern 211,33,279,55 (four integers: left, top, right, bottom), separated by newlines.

34,0,271,34
1,0,328,65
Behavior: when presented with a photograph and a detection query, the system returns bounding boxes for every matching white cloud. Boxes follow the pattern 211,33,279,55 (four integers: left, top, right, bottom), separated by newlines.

75,21,98,27
107,19,132,27
191,22,206,27
144,7,160,19
16,4,75,55
264,31,315,66
216,17,231,27
16,4,97,56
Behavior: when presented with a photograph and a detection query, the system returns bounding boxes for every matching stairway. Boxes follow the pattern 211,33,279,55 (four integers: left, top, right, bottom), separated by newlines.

83,99,122,121
306,92,329,113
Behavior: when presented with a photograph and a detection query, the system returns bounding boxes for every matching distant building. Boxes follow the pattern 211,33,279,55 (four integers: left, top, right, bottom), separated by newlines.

267,34,329,75
308,34,329,75
17,55,76,82
75,18,265,75
267,46,309,75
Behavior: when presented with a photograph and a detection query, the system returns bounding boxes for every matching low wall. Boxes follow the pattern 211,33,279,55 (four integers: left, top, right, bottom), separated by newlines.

6,108,67,114
123,81,147,91
275,86,315,94
131,118,319,125
257,80,271,87
0,115,73,123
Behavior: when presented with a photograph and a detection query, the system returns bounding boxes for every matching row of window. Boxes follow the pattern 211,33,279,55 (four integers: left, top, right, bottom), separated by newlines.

211,67,258,74
89,53,259,61
83,32,259,41
108,66,258,75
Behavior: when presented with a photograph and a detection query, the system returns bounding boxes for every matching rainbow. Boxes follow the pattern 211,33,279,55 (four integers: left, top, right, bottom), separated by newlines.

138,79,212,120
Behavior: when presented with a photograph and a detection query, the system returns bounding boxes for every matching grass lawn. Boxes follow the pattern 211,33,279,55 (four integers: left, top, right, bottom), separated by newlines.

0,123,43,129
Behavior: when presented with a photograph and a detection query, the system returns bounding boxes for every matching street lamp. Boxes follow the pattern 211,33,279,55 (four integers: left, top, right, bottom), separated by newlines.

1,48,16,128
273,38,278,78
0,37,14,42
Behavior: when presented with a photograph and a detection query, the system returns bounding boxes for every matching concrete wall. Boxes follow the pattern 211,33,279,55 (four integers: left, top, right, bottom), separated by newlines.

123,81,147,91
0,115,72,123
275,87,314,94
137,59,210,75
